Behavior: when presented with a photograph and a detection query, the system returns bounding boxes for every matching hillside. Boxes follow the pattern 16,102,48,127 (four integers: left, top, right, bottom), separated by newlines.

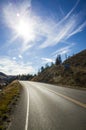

32,49,86,88
64,49,86,67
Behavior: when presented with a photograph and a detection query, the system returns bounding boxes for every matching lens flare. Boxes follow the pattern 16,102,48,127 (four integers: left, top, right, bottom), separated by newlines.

3,2,36,46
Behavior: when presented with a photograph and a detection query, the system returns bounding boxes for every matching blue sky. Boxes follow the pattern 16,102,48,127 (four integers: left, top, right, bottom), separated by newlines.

0,0,86,75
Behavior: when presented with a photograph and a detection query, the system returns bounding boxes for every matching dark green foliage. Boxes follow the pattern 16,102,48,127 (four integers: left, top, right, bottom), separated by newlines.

40,66,44,72
55,55,62,65
17,74,34,80
45,63,50,69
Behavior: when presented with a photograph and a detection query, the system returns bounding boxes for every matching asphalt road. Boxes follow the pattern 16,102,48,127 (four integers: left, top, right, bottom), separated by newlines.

8,81,86,130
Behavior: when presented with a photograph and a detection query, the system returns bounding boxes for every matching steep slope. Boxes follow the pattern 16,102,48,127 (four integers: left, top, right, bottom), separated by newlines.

64,49,86,68
32,49,86,88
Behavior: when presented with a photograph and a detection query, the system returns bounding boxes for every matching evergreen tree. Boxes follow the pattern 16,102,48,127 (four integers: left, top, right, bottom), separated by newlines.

55,55,62,65
40,66,44,72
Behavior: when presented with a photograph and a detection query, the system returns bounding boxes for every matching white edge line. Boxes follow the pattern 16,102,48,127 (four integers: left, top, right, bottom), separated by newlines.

25,85,29,130
19,81,30,130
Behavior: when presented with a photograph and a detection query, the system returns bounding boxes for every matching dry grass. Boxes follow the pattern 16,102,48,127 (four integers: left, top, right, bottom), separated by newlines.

0,80,21,130
32,50,86,88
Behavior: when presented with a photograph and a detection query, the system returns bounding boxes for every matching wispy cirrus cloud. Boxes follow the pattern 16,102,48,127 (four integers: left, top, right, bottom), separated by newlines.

51,43,75,57
2,0,86,52
0,57,35,75
67,21,86,38
39,0,86,48
41,58,54,64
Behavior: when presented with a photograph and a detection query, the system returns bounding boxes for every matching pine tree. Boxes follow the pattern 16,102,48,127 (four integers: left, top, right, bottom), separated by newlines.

55,55,62,65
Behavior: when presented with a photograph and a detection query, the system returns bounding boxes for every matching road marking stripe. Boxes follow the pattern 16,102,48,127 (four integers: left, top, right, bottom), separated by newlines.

19,81,30,130
53,91,86,109
36,84,86,109
25,86,29,130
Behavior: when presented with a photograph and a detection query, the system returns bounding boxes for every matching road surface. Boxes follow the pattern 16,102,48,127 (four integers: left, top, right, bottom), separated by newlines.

8,81,86,130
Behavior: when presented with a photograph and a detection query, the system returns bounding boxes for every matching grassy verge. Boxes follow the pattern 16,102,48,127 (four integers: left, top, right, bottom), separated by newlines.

0,80,21,130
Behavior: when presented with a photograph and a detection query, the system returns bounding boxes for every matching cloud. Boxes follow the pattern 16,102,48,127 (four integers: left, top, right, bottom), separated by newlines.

2,0,86,53
39,16,76,48
0,57,35,75
13,57,16,60
62,0,80,21
39,0,86,48
39,14,86,48
52,43,75,57
18,54,23,59
41,58,54,63
67,21,86,38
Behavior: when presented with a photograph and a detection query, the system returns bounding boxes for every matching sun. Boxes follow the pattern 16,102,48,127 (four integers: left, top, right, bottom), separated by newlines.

3,3,37,45
15,15,35,42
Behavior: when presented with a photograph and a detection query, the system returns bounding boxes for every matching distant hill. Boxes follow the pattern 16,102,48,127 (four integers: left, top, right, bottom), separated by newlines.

0,72,17,88
0,72,8,82
32,49,86,88
0,72,7,78
0,72,34,89
0,72,8,88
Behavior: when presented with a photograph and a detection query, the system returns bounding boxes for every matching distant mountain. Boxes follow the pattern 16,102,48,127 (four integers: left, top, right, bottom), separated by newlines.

32,49,86,88
0,72,7,76
0,72,8,79
0,72,17,88
0,72,34,88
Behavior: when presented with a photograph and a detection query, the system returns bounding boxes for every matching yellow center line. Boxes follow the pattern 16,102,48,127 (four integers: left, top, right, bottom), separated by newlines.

38,85,86,109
